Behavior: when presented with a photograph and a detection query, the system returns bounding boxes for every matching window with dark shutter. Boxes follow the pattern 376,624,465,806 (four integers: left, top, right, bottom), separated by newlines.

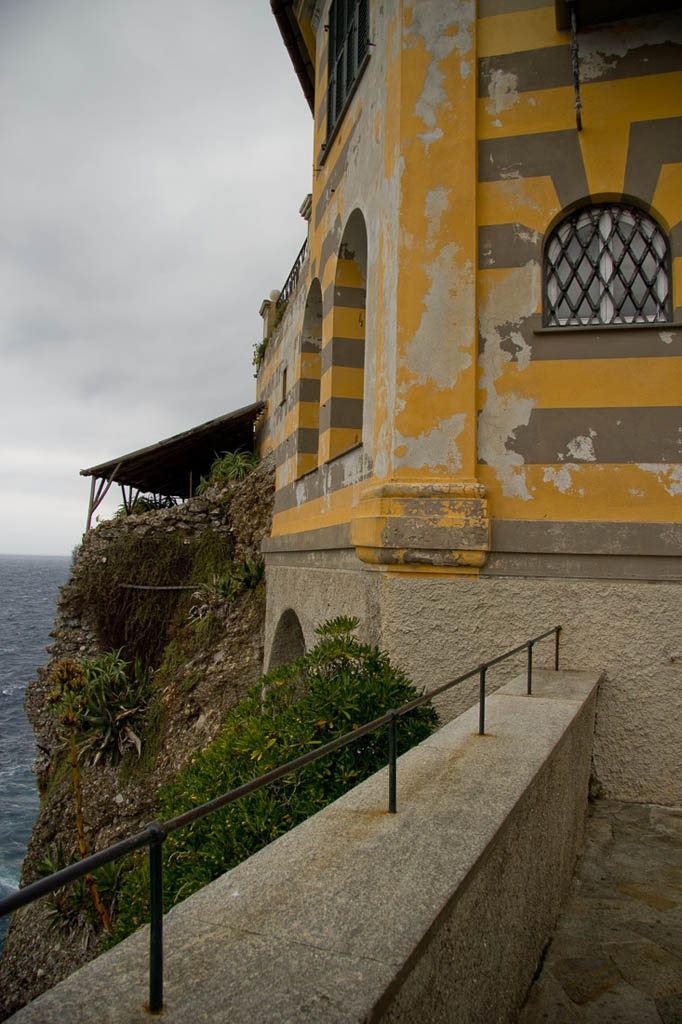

326,0,369,144
544,204,672,327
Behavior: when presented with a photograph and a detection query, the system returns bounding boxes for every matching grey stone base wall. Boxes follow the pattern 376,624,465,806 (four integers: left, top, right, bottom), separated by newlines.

264,560,681,805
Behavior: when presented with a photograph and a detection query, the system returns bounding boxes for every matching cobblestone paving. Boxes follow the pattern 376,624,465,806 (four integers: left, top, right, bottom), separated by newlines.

519,800,682,1023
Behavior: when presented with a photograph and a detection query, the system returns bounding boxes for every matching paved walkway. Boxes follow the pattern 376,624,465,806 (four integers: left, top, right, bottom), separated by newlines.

519,800,682,1023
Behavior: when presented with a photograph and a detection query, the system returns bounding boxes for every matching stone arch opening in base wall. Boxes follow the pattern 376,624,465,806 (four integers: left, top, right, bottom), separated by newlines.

268,608,306,670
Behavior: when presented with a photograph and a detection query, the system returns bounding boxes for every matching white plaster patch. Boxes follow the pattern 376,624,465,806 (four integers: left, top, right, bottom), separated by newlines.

637,464,682,497
404,243,474,384
478,261,541,500
659,331,674,345
509,330,531,371
460,59,470,79
543,465,582,495
486,69,520,115
424,186,449,246
394,412,466,473
406,0,474,152
565,435,597,462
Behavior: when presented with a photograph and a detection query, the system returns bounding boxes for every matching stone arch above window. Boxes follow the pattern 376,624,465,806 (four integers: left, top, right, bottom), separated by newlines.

544,203,672,327
319,209,367,463
268,608,305,671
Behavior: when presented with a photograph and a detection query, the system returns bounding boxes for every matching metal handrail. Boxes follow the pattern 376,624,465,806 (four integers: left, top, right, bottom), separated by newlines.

0,624,561,1013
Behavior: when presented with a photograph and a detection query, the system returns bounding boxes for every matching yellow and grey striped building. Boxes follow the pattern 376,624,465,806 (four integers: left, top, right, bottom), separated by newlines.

257,0,681,803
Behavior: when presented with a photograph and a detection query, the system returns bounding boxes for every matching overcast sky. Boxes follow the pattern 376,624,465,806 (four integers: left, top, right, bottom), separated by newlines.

1,1,313,556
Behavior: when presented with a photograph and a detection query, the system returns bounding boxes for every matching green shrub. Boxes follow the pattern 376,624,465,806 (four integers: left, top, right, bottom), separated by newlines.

115,494,177,517
195,450,259,494
109,618,437,943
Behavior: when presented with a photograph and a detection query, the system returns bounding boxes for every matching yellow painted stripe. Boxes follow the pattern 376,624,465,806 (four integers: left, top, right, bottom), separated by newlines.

296,452,319,478
478,178,561,236
332,306,366,339
320,365,364,403
478,7,564,59
478,463,682,522
335,259,366,288
482,357,682,409
296,401,321,431
271,483,359,536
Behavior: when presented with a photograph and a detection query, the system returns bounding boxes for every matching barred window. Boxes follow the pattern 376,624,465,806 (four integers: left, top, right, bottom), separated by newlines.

327,0,369,142
544,204,672,327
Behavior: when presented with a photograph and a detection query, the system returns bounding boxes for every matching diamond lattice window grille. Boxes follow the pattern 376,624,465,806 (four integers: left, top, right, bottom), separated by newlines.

544,204,671,326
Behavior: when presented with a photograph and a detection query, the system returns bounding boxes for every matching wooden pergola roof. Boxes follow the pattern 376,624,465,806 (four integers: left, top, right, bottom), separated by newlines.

80,401,264,529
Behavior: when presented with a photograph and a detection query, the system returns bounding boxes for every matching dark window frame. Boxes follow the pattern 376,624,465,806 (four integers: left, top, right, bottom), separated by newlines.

325,0,370,151
543,203,673,328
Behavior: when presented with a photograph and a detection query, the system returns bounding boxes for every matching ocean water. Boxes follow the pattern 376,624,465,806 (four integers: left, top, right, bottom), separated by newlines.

0,553,71,950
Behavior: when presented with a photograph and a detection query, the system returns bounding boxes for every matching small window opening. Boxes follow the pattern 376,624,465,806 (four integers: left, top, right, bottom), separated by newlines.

544,204,671,327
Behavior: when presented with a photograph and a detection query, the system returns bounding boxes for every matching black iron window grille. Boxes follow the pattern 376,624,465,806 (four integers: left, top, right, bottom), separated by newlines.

544,204,671,327
326,0,369,143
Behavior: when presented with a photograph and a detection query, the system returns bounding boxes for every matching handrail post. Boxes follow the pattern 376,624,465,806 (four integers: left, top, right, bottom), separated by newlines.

147,821,166,1014
388,710,398,813
479,665,487,735
555,625,561,671
527,641,534,695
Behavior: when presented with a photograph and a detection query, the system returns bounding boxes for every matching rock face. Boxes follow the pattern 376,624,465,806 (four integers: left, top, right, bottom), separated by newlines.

0,458,274,1021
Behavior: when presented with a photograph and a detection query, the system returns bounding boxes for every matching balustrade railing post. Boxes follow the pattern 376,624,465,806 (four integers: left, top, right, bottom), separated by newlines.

388,711,398,813
479,665,487,735
527,641,534,695
555,625,561,670
147,822,166,1014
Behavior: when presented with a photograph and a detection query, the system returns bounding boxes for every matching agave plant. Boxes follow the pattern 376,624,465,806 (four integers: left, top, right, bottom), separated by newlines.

78,650,150,764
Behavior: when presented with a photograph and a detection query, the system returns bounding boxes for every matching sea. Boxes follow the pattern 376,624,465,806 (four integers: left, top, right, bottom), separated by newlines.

0,553,71,951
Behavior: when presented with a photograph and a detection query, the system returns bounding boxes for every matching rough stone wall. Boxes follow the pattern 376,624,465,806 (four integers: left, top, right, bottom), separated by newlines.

0,458,274,1022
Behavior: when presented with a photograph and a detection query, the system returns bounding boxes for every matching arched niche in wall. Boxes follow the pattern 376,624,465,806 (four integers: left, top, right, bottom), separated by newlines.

295,279,323,478
319,209,367,462
268,607,306,671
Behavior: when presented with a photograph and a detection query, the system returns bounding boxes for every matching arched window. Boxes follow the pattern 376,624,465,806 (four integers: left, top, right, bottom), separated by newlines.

544,204,671,327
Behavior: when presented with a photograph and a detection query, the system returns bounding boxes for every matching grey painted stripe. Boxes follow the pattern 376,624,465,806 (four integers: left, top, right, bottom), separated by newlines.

328,395,363,430
482,551,682,582
321,336,365,373
479,42,682,99
479,47,571,97
273,428,320,469
273,445,372,514
491,519,682,557
479,130,588,209
480,314,682,359
296,427,320,455
296,378,321,404
479,0,552,13
624,117,682,206
668,219,682,260
497,406,682,464
334,284,366,308
263,522,353,553
301,340,322,355
479,223,542,269
322,281,367,315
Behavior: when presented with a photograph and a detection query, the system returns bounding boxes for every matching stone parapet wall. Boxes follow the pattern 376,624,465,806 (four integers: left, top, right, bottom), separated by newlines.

7,669,599,1023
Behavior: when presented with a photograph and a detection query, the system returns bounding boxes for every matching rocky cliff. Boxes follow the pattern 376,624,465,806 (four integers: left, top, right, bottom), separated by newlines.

0,458,274,1020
